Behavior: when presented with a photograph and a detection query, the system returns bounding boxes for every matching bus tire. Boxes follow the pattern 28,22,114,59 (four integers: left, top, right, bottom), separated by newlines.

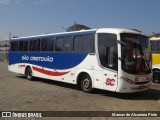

25,67,33,80
81,74,93,93
153,70,160,83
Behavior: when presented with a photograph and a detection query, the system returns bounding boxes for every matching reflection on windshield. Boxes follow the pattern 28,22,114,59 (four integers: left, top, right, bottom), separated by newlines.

121,33,151,74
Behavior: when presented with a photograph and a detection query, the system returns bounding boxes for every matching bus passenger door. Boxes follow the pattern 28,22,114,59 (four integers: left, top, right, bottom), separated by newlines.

103,46,118,91
97,33,118,92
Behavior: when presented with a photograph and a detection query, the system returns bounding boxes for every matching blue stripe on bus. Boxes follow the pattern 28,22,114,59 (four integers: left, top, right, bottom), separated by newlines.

9,52,88,70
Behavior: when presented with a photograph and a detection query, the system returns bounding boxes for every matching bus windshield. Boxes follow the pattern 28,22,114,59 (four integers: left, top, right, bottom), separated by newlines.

121,33,151,74
150,40,160,53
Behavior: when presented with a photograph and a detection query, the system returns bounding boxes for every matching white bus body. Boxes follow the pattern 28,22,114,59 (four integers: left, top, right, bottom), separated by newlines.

8,28,152,93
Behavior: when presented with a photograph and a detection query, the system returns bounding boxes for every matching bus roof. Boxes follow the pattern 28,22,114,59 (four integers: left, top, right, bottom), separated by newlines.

96,28,143,35
12,28,143,40
149,37,160,41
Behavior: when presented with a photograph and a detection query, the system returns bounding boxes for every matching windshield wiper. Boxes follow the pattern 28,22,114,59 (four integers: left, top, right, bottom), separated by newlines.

143,59,151,72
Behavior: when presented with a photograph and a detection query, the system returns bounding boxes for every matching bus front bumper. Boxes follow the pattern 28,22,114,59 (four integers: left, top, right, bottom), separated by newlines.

116,78,152,93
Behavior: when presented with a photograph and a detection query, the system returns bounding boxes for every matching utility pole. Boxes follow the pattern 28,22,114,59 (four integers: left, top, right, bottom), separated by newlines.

9,32,11,40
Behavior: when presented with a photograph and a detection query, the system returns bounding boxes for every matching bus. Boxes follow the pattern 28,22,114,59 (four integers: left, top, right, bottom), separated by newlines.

150,36,160,83
8,28,152,93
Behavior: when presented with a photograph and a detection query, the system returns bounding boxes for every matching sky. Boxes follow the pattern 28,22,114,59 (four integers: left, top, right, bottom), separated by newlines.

0,0,160,40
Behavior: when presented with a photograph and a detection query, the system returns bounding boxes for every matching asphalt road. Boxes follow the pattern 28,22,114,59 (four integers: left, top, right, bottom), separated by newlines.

0,62,160,120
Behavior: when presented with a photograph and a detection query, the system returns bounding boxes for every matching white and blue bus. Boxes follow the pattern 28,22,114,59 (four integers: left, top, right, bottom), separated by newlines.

8,28,152,93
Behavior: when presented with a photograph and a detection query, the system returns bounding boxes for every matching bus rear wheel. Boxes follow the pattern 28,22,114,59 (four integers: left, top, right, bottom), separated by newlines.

81,74,93,93
26,67,33,80
153,70,160,83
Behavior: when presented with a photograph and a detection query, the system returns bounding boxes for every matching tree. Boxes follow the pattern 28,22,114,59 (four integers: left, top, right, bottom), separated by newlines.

66,23,91,32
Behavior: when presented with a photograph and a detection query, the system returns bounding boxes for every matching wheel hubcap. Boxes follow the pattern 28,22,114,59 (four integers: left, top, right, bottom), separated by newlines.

83,79,90,89
153,72,160,82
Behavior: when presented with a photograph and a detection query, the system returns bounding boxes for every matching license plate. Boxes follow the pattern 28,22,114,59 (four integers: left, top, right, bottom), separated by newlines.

139,78,147,82
139,86,146,89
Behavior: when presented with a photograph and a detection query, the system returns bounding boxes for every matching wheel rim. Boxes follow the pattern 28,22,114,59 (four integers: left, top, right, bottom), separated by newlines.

83,78,90,89
153,72,160,82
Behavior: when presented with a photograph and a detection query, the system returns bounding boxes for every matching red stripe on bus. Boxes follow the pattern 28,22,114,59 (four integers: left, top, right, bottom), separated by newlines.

32,66,70,76
19,65,26,68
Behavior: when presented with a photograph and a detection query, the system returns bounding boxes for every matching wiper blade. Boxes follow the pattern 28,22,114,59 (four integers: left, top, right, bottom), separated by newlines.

144,59,151,72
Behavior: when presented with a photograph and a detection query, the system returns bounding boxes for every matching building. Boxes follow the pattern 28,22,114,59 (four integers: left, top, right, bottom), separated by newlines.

149,33,160,39
0,40,9,53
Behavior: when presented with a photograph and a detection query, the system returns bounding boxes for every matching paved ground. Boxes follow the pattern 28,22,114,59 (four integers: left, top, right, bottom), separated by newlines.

0,62,160,120
0,52,8,61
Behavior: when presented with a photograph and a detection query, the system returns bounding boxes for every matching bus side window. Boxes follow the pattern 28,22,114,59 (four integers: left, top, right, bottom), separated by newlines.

19,40,28,52
74,36,84,53
10,41,19,51
74,34,94,53
29,39,40,52
84,34,95,53
64,36,73,52
41,37,54,52
55,37,64,51
41,38,48,51
47,37,54,51
55,36,73,52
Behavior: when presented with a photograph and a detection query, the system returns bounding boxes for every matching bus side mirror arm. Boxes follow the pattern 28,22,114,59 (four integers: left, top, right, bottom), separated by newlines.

118,57,125,60
117,40,126,46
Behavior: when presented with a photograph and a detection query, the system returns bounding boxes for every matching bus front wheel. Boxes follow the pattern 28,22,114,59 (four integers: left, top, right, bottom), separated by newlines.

26,67,33,80
81,74,93,93
153,70,160,83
